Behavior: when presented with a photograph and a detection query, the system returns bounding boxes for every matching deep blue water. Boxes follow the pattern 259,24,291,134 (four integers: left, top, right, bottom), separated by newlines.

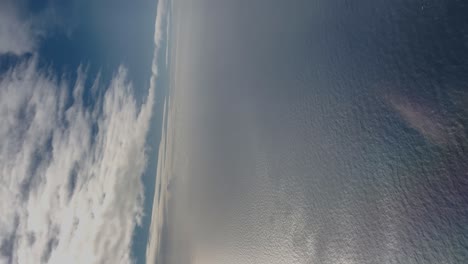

157,0,468,263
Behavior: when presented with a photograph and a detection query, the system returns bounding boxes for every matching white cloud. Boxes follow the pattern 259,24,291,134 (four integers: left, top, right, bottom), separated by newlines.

144,0,170,263
0,58,154,264
0,1,37,55
145,98,169,264
0,0,72,56
153,0,168,53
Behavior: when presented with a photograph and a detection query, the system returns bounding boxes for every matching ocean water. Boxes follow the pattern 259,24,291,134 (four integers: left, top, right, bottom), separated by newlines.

158,0,468,263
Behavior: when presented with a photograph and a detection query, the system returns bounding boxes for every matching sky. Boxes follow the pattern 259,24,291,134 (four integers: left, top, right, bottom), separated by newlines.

0,0,169,263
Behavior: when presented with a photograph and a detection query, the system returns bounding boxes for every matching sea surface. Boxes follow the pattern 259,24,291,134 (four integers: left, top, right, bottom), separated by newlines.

155,0,468,263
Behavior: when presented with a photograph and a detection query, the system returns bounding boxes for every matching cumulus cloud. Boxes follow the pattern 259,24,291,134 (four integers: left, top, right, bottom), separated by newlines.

0,58,154,264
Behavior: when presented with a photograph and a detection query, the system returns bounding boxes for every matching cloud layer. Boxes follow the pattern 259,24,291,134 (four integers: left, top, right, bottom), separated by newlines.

144,0,170,263
0,59,154,264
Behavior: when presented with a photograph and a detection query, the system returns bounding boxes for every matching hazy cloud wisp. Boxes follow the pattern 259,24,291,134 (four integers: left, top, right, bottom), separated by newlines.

0,1,37,55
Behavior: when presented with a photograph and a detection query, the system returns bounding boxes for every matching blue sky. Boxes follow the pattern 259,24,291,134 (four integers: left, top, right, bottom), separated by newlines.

0,0,168,263
38,0,157,97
